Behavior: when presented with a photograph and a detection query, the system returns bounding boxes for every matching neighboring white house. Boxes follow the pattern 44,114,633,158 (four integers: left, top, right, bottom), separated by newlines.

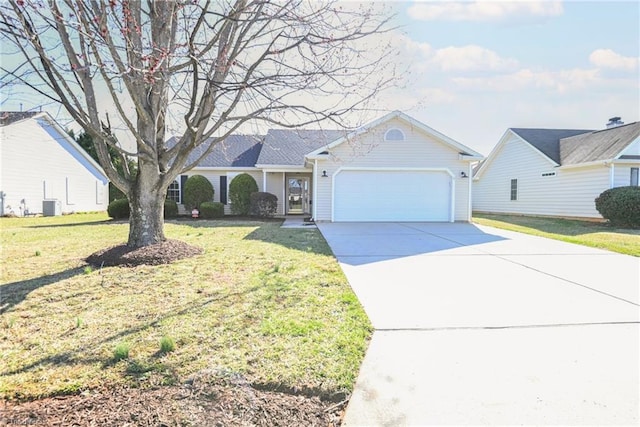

171,111,484,222
0,111,109,216
473,118,640,219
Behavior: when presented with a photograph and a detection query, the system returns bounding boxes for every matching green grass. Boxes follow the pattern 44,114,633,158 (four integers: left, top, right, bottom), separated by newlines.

473,214,640,256
0,213,371,400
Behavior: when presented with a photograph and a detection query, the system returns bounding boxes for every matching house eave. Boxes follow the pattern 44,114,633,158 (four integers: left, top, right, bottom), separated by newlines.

305,110,484,159
190,166,259,171
458,153,484,162
255,164,312,173
557,160,611,170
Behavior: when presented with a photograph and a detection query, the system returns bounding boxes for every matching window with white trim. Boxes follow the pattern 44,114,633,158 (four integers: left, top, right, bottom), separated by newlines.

384,128,405,141
510,179,518,201
167,180,180,203
631,168,639,186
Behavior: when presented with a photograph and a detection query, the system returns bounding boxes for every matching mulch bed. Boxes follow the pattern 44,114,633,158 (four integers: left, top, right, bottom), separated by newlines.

49,240,347,425
86,240,204,267
0,376,347,426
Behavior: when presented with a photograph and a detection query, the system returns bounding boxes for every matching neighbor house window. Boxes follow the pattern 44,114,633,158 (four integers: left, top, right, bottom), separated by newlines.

384,128,405,141
167,180,180,203
510,179,518,201
631,168,639,186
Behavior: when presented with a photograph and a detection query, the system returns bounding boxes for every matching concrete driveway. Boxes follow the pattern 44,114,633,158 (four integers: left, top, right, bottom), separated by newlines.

317,222,640,426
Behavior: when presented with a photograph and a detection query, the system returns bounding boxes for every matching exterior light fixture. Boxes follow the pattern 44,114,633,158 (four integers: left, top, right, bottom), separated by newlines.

322,170,328,177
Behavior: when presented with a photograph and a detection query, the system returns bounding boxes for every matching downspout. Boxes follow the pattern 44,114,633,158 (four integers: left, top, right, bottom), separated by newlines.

450,176,455,223
467,162,473,222
282,172,286,215
313,159,318,220
609,162,615,188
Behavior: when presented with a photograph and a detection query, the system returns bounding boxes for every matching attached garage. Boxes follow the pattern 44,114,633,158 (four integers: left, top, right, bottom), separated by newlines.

333,169,453,222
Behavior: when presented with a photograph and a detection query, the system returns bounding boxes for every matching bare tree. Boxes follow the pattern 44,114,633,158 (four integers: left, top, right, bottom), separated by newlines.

0,0,397,247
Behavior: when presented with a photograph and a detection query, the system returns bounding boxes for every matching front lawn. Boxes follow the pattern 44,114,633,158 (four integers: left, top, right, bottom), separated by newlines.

473,214,640,256
0,213,371,400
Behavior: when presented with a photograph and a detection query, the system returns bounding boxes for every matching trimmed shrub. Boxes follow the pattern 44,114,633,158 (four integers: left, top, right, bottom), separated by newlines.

164,199,178,219
107,198,130,219
109,183,126,202
200,201,225,219
595,186,640,228
250,192,278,218
229,173,258,215
183,175,214,209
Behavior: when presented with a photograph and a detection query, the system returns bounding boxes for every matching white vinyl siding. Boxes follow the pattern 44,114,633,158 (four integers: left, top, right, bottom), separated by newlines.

613,164,640,187
264,172,286,215
0,117,109,215
315,117,471,221
474,133,612,218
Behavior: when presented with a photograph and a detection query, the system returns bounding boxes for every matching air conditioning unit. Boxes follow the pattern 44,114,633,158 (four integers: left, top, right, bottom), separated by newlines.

42,199,62,216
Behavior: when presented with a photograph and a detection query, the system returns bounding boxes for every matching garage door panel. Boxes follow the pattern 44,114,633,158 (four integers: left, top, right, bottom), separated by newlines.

334,170,451,222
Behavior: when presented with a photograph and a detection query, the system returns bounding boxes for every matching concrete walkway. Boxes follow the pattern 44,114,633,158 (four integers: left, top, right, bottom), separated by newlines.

317,222,640,426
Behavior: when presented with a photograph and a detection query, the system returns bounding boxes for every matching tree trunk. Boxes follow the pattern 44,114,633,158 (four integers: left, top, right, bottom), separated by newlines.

127,163,166,248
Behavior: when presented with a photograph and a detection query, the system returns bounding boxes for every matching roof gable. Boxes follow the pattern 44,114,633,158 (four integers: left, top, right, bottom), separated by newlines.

306,111,483,159
1,111,108,182
559,122,640,165
510,128,592,164
180,135,263,168
257,129,344,166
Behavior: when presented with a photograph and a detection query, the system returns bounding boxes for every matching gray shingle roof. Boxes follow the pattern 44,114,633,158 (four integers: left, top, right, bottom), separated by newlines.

511,128,593,164
171,135,263,168
257,129,345,166
560,122,640,165
0,111,39,127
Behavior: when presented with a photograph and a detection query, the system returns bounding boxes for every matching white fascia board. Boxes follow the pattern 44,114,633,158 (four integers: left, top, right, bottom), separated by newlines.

458,153,484,161
305,153,330,160
614,135,640,159
36,112,110,182
305,110,484,159
255,164,311,173
190,166,259,171
395,111,484,158
474,129,559,180
473,129,514,179
557,160,611,170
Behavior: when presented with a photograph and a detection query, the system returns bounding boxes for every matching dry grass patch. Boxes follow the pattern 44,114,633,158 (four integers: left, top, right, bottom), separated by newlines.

0,213,371,401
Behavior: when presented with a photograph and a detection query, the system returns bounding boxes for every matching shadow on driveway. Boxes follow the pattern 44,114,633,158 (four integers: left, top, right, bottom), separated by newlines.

317,222,507,266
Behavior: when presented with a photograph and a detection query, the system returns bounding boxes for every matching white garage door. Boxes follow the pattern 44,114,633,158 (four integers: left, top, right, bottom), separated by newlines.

333,170,452,221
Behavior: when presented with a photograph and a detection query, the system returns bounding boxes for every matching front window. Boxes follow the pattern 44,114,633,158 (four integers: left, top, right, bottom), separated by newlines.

631,168,639,186
510,179,518,201
167,180,180,203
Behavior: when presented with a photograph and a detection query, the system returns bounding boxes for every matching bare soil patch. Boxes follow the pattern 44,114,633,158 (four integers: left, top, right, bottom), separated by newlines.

1,375,346,426
86,239,203,267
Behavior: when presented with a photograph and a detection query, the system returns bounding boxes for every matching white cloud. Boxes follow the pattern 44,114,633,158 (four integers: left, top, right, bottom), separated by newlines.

589,49,639,71
399,36,518,73
407,1,563,22
432,45,519,72
452,67,605,93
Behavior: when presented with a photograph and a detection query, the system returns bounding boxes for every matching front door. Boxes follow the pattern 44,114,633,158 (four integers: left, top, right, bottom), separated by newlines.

287,177,309,214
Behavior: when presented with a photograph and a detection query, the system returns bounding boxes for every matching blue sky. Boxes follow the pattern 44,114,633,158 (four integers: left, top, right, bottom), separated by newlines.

383,1,640,155
2,1,638,157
